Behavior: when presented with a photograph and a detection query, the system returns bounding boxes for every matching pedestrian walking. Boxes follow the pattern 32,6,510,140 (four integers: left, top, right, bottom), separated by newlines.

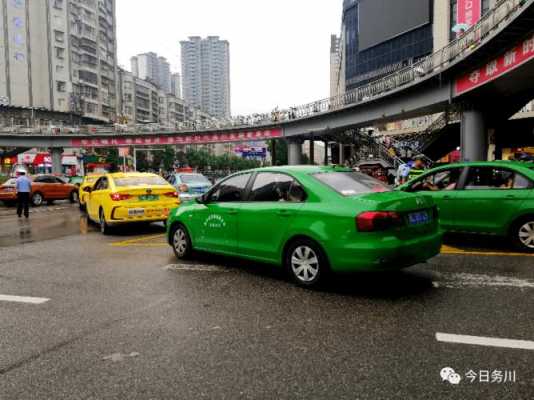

15,170,32,219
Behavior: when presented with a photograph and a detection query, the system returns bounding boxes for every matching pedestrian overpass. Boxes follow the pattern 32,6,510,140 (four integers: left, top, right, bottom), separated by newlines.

1,0,534,171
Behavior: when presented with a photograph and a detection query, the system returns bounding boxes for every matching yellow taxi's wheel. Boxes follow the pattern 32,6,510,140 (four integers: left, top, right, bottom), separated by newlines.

99,209,112,235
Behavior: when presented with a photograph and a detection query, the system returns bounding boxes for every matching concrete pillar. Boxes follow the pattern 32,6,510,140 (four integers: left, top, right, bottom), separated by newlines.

287,139,303,166
323,141,329,165
309,138,315,165
339,144,344,165
51,148,63,174
461,110,487,162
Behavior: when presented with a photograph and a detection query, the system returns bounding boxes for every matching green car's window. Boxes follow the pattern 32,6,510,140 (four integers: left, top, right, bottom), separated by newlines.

250,173,306,202
513,173,532,189
410,168,463,192
209,173,251,203
313,172,390,196
464,167,519,190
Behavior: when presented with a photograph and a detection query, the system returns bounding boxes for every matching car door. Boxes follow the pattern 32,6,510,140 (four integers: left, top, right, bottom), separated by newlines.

453,166,531,235
87,177,110,221
192,173,252,255
54,177,70,199
406,167,465,231
36,176,59,199
237,172,306,262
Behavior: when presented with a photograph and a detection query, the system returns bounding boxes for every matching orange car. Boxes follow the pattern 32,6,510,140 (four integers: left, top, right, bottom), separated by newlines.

30,175,79,206
0,178,17,205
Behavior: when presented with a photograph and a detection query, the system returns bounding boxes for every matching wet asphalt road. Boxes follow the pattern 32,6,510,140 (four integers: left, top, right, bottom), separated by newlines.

0,205,533,399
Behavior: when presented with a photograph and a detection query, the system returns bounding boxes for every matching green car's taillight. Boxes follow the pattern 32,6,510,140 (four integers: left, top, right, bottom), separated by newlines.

356,211,403,232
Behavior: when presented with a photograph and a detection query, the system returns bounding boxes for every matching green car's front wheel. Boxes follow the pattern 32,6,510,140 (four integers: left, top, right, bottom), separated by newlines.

284,238,329,287
512,217,534,252
171,224,192,260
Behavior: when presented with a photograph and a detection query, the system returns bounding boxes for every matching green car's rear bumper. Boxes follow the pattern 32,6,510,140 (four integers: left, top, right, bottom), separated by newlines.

324,231,443,273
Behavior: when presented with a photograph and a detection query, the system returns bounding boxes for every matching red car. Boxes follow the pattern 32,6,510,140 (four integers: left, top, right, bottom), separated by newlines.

30,175,79,206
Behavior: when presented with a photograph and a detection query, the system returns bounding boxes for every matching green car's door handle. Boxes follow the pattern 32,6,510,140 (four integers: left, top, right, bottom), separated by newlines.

277,210,292,217
227,210,238,215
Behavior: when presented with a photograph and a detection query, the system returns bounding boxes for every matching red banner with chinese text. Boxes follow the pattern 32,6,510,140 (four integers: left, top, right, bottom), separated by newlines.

455,34,534,95
457,0,482,27
70,128,283,148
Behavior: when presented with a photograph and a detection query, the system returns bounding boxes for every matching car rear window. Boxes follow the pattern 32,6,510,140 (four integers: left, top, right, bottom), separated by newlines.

313,172,391,196
180,174,210,184
113,176,169,187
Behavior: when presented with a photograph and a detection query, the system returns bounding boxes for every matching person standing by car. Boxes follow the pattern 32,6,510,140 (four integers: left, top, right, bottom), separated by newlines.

15,171,31,218
407,156,427,182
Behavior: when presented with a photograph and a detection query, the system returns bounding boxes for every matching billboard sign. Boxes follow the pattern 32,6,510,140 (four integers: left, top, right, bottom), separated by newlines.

455,34,534,95
457,0,482,28
70,129,283,148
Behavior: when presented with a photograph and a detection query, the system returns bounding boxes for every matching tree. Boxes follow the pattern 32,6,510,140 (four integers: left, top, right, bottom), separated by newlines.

269,140,288,166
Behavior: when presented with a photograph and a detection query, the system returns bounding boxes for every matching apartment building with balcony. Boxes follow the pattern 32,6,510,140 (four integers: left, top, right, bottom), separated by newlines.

0,0,118,123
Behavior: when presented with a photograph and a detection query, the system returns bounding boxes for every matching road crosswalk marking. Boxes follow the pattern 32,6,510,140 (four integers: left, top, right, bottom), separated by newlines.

436,332,534,351
0,294,50,304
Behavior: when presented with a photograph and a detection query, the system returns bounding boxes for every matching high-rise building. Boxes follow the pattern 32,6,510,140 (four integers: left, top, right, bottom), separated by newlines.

180,36,231,119
330,34,345,98
130,52,172,94
341,0,495,92
171,73,182,99
0,0,118,122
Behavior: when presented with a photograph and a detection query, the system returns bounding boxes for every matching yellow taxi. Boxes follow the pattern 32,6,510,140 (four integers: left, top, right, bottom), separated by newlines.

83,172,180,234
78,174,103,211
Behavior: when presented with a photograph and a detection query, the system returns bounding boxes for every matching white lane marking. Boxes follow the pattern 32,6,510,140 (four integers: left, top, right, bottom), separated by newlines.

436,333,534,351
0,294,50,304
433,272,534,289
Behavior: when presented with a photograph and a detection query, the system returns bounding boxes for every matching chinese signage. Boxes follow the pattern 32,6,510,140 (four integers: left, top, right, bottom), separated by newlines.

441,367,517,385
70,129,283,148
457,0,482,28
455,33,534,95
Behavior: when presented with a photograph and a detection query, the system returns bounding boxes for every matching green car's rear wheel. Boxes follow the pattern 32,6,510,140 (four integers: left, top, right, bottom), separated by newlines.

171,224,192,260
512,218,534,252
285,238,328,287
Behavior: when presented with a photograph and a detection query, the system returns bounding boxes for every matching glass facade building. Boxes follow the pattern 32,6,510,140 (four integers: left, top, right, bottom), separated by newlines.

343,0,434,91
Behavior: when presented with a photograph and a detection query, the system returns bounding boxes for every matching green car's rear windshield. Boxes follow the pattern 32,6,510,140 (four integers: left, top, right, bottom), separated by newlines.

313,172,391,196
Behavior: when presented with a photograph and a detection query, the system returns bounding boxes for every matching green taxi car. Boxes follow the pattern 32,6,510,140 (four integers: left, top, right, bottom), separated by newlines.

166,166,442,287
398,161,534,251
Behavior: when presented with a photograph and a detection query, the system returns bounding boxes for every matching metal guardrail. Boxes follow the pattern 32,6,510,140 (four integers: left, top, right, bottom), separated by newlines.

0,0,529,137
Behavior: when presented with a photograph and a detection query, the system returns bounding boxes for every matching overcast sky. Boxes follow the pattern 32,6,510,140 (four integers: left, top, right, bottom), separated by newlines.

116,0,341,116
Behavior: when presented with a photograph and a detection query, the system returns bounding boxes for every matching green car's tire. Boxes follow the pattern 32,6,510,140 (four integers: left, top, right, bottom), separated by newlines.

170,224,193,260
284,238,329,287
511,216,534,253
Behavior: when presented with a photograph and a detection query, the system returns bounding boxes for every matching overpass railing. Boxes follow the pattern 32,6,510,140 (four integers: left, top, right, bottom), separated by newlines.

0,0,529,137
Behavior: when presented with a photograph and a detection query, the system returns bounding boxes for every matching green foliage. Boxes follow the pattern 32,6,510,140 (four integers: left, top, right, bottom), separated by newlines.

268,140,288,166
182,149,261,172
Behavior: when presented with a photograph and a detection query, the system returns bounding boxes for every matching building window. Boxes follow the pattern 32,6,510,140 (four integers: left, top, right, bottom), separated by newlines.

56,65,65,74
57,81,67,92
53,0,64,9
54,30,65,43
55,47,65,60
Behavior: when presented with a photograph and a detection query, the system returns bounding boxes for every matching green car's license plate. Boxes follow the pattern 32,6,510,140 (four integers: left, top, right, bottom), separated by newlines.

139,195,159,201
408,211,430,225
